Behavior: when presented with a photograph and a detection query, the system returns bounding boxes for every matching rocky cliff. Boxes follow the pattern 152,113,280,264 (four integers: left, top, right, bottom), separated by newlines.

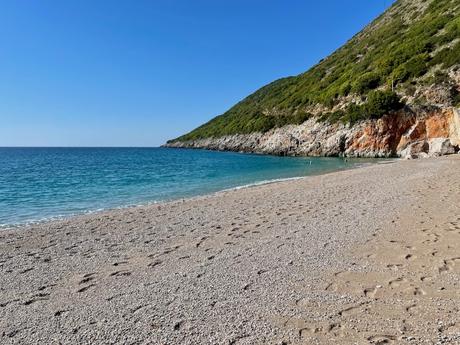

166,107,460,158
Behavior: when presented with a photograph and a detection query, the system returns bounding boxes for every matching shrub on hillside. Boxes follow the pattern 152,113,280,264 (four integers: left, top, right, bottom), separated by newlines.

292,111,312,125
390,54,429,84
365,90,404,118
351,72,381,94
340,103,368,124
430,42,460,68
325,90,404,125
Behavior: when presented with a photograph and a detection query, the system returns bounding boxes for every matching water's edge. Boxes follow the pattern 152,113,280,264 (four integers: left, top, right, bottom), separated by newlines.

1,157,397,230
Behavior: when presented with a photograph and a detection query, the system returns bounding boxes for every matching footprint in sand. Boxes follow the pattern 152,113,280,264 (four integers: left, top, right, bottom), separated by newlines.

110,270,132,277
363,286,381,298
405,304,417,313
338,302,369,317
367,334,398,344
403,286,426,296
79,275,95,285
388,277,407,288
76,273,97,293
438,261,451,273
404,254,416,261
438,257,460,273
299,323,346,339
23,292,50,305
148,259,162,268
77,284,95,293
442,322,460,335
324,282,338,292
386,264,403,270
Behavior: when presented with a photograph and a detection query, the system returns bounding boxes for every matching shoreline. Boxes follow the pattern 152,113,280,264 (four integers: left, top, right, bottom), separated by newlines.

1,156,459,344
0,157,392,231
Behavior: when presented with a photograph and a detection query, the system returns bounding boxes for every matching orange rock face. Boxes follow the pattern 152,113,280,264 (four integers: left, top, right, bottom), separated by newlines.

346,108,459,157
347,111,416,156
425,110,451,138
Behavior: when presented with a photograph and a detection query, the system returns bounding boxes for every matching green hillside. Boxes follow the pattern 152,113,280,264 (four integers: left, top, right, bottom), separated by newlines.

170,0,460,143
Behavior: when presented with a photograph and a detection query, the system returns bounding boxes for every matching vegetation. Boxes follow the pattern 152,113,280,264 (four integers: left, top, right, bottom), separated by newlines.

320,90,404,125
171,0,460,142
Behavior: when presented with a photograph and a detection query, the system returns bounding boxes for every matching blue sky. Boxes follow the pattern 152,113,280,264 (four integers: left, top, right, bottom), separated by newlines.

0,0,394,147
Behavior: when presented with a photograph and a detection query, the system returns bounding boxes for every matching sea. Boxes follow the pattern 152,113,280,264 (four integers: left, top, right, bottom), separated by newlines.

0,147,382,227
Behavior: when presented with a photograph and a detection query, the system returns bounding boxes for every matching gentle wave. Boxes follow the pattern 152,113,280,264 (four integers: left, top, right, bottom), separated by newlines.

221,176,305,192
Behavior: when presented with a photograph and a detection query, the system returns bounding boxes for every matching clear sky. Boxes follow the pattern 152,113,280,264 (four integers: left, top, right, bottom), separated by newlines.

0,0,394,147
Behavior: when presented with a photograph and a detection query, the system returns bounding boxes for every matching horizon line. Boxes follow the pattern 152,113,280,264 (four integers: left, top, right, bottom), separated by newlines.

0,146,163,148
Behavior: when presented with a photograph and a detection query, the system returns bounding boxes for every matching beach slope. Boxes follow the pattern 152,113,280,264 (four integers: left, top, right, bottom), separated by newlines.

1,156,460,344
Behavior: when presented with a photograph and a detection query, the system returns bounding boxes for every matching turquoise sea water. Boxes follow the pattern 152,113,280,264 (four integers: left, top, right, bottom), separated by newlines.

0,147,380,227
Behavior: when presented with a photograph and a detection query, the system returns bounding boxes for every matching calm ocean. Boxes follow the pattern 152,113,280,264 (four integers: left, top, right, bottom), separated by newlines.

0,147,379,227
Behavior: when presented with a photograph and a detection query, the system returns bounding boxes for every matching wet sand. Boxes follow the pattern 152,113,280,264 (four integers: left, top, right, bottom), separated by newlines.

1,156,460,344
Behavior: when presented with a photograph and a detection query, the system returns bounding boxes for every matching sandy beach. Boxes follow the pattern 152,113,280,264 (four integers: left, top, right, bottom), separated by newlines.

1,156,460,344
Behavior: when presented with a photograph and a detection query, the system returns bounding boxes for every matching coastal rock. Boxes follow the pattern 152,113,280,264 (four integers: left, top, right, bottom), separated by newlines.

400,140,429,159
428,138,456,156
449,108,460,146
166,107,460,159
397,120,426,153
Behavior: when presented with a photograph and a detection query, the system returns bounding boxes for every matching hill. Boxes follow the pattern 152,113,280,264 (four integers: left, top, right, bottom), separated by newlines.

166,0,460,158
